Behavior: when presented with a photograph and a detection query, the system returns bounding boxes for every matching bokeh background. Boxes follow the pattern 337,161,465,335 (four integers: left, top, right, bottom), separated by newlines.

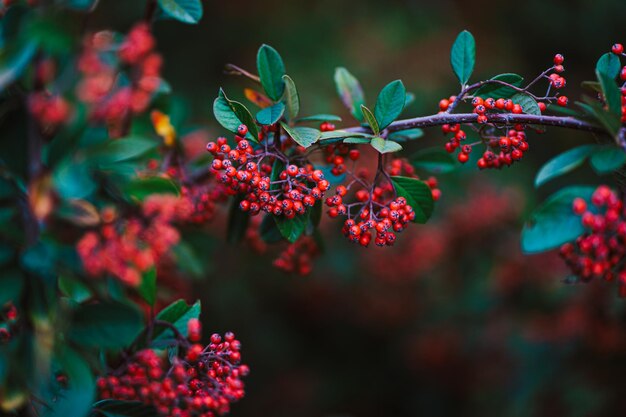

94,1,626,416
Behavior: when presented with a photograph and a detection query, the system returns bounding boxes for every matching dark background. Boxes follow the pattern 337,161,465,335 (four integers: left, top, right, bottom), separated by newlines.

92,1,626,416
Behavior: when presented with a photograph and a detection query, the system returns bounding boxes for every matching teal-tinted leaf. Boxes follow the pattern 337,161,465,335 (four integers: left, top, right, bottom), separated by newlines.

390,176,434,223
590,145,626,174
370,137,402,154
256,102,285,125
374,80,406,130
280,123,320,148
296,114,342,122
91,400,157,417
521,186,595,253
319,130,370,141
91,136,158,164
450,30,475,85
388,128,424,142
120,177,179,201
53,158,96,200
56,0,98,11
404,92,415,108
475,73,524,98
411,148,457,173
360,105,379,136
334,67,365,121
257,44,286,101
510,92,540,116
153,299,201,341
213,88,259,142
596,52,620,78
577,100,620,136
596,70,621,116
282,75,299,121
43,348,94,417
0,41,37,92
137,268,156,307
535,145,598,187
68,302,143,350
226,194,249,244
315,165,346,186
157,0,203,24
59,275,91,303
342,137,372,144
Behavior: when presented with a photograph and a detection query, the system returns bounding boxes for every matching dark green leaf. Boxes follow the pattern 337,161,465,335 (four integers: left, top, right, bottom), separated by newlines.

581,81,602,94
171,242,204,278
0,42,37,92
213,88,259,142
296,114,342,122
390,176,434,223
450,30,475,85
260,214,283,243
590,145,626,174
120,177,179,201
91,400,157,417
0,269,23,306
282,75,299,121
411,148,457,173
137,268,156,307
257,44,286,101
510,92,540,116
59,275,91,303
521,186,595,253
280,123,320,148
577,100,620,136
374,80,406,130
596,52,620,78
334,67,365,122
388,128,424,142
596,70,621,116
157,0,203,24
91,136,158,164
256,102,285,125
227,194,249,244
342,137,372,144
153,299,201,341
475,73,524,98
370,137,402,154
56,0,98,11
274,212,309,243
360,105,379,136
68,302,143,350
535,145,598,187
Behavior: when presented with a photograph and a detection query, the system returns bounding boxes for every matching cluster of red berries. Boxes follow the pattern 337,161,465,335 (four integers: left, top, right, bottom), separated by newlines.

320,122,360,176
28,92,71,132
98,320,248,417
273,236,319,276
206,126,330,219
0,303,17,344
77,204,179,287
559,186,626,296
610,43,626,122
548,54,568,104
476,127,529,169
76,23,163,137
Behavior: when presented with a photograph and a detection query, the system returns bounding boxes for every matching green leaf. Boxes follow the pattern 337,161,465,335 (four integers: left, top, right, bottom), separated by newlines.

53,158,96,200
43,348,94,417
282,75,299,121
318,130,371,142
334,67,365,122
388,128,424,142
259,214,283,243
256,102,285,125
475,73,524,98
581,81,602,94
153,299,201,341
370,137,402,154
360,105,379,136
59,275,91,303
450,30,475,85
374,80,406,130
56,0,98,11
91,136,158,164
257,44,286,101
157,0,203,24
596,52,620,78
226,194,249,244
213,88,259,142
577,100,620,136
296,114,342,122
411,148,457,173
342,137,371,144
171,242,204,278
91,400,157,417
521,186,595,253
510,92,540,115
590,145,626,174
0,41,37,92
390,176,434,224
280,123,320,148
274,212,309,243
137,268,156,307
120,177,179,201
535,145,598,187
0,269,23,306
596,70,621,116
68,302,143,350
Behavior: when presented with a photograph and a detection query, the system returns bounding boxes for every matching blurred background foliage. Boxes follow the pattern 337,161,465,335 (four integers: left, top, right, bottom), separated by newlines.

7,0,626,416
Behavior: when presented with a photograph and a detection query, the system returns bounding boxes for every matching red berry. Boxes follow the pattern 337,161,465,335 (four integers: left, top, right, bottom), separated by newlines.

612,43,624,55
